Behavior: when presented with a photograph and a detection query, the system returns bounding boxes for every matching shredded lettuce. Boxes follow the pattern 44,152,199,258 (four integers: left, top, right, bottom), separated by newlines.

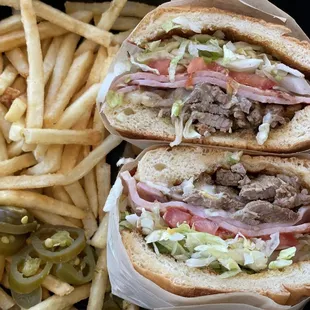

269,259,293,270
162,20,181,33
226,151,243,165
171,100,184,117
168,40,188,82
256,123,270,145
170,114,184,147
186,257,216,268
183,115,201,139
129,54,160,75
145,40,161,51
278,247,296,260
106,90,124,108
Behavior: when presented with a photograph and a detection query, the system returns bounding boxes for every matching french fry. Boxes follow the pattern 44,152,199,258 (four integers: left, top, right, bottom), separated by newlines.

25,144,63,175
0,102,12,143
96,162,111,220
22,141,36,152
0,53,3,74
5,47,29,77
0,129,8,160
43,36,62,86
43,186,54,197
0,153,37,176
84,168,98,218
9,116,24,141
86,46,107,87
4,97,26,122
11,75,26,93
59,144,81,174
3,0,112,46
65,181,97,238
42,274,74,296
30,209,81,228
24,128,102,145
93,108,107,141
0,87,20,108
75,0,127,57
0,64,18,95
28,283,91,310
54,83,100,130
112,28,133,45
20,0,44,129
0,135,122,189
90,212,108,249
0,190,85,218
0,255,4,281
0,14,22,35
42,287,51,300
0,10,92,53
7,139,23,158
44,51,94,125
0,286,15,310
65,1,155,18
44,33,81,121
87,249,108,310
52,185,73,204
41,38,52,58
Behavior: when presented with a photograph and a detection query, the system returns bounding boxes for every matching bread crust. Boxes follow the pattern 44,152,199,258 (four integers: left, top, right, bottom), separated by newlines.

128,6,310,76
122,230,310,305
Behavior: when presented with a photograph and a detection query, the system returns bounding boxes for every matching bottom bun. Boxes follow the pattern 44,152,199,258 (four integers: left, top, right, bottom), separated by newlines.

122,230,310,306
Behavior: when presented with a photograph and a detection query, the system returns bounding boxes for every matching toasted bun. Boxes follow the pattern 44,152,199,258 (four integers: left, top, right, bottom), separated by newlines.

135,146,310,188
122,230,310,305
103,93,310,153
103,6,310,153
121,146,310,305
129,7,310,75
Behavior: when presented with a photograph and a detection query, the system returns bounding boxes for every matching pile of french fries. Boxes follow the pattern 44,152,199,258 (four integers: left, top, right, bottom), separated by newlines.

0,0,153,309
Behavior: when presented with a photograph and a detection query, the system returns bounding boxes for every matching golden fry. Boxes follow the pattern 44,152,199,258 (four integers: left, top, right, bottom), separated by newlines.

24,128,102,145
87,249,108,310
11,76,27,93
0,190,85,218
0,10,92,53
65,1,155,18
5,47,29,77
0,64,18,95
0,14,22,35
0,153,37,176
96,162,111,220
42,274,74,296
90,212,108,249
41,38,52,58
0,102,12,143
25,144,63,175
27,283,90,310
9,117,25,141
0,129,8,161
7,139,23,158
0,286,14,310
84,168,98,218
44,51,94,125
0,135,122,189
5,97,27,122
43,36,62,86
86,46,107,87
20,0,44,128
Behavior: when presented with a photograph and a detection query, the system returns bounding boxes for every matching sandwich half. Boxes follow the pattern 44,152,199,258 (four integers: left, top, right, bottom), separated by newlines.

101,6,310,153
118,146,310,305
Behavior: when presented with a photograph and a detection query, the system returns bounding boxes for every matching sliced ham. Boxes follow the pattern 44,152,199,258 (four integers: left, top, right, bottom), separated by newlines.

136,182,167,203
163,207,192,227
114,70,310,104
190,215,219,234
121,171,310,238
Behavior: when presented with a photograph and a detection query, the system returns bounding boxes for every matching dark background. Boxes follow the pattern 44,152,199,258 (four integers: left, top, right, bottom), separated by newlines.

0,1,309,309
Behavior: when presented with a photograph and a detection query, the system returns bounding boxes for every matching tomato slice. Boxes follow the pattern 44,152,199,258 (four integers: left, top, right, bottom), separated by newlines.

147,59,170,75
163,208,192,228
229,71,276,90
190,216,219,234
278,233,298,249
187,57,226,74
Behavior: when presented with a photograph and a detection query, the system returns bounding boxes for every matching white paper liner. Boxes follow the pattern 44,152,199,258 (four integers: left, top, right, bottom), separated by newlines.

105,145,310,310
97,0,310,156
